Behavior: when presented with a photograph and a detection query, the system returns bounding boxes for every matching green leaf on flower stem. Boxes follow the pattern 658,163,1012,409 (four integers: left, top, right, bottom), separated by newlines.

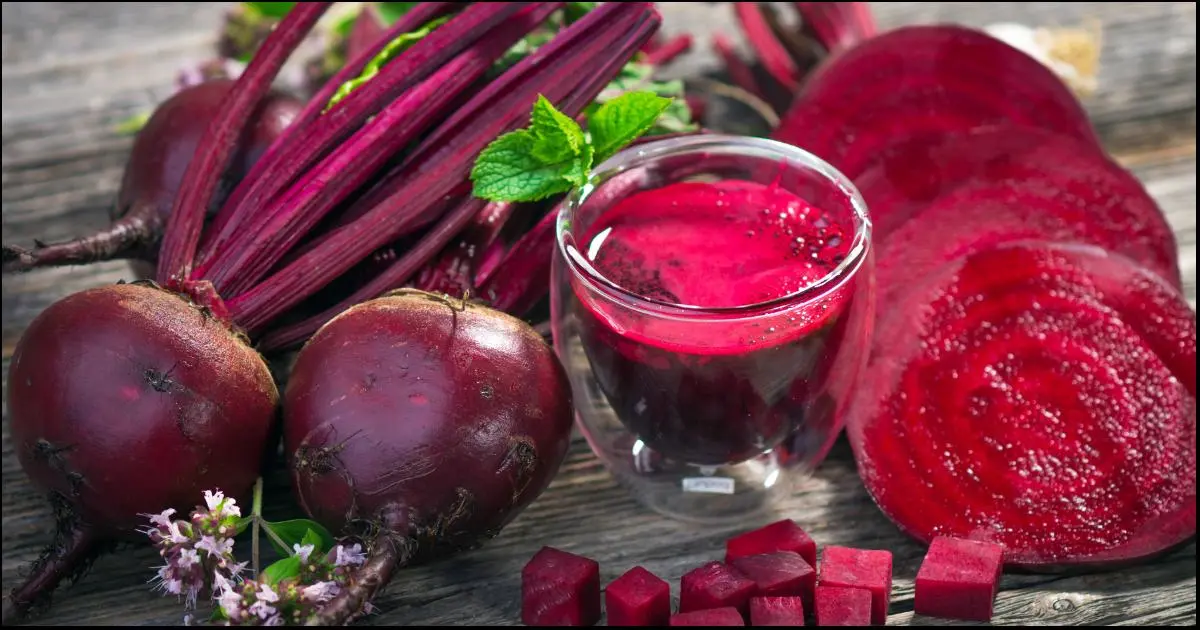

243,2,296,19
324,15,450,112
261,555,302,585
262,518,337,556
235,515,255,536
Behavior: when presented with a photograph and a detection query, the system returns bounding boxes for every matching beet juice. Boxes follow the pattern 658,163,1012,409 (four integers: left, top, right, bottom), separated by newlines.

551,135,873,521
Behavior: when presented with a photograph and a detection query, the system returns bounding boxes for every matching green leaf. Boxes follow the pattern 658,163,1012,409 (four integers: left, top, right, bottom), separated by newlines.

113,111,150,136
588,91,674,163
471,131,587,203
325,16,449,112
235,515,254,536
529,94,585,164
243,2,295,18
261,518,337,556
564,2,598,24
261,556,302,585
301,528,325,551
376,2,421,26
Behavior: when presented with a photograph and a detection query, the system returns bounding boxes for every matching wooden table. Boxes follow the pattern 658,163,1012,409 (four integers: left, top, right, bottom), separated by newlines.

3,2,1196,626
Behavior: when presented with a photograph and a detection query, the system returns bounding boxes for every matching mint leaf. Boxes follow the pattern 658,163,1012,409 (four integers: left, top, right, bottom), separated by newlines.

261,556,302,585
243,2,295,18
589,92,674,163
530,95,585,164
471,131,587,202
325,16,449,111
376,2,421,26
261,518,337,556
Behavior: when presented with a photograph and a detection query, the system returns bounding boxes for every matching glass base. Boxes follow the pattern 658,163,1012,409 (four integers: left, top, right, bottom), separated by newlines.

563,342,798,524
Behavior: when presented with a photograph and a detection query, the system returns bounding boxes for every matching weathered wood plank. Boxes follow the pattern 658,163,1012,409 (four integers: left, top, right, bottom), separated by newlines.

2,2,1196,627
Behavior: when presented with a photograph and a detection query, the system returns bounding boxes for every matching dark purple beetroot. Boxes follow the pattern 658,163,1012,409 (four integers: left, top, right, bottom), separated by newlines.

283,290,575,621
725,519,817,569
2,80,301,277
914,537,1004,622
749,596,805,626
4,282,278,622
851,241,1197,569
731,551,816,612
855,127,1181,289
772,25,1098,179
670,607,746,626
605,566,671,627
814,586,872,626
817,546,892,625
522,547,601,627
679,561,756,617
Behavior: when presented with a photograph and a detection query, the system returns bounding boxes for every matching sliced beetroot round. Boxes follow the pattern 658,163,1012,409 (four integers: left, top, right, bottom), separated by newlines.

855,128,1180,288
851,241,1196,569
772,25,1098,179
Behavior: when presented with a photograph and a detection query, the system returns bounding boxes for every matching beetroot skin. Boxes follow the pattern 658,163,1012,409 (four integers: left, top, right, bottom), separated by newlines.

670,607,746,626
817,546,893,625
730,551,815,612
749,596,806,626
852,241,1197,569
522,547,601,626
914,537,1004,622
679,561,756,617
814,586,873,626
605,566,671,627
2,80,301,276
773,25,1098,179
283,290,574,620
725,519,817,569
5,282,278,620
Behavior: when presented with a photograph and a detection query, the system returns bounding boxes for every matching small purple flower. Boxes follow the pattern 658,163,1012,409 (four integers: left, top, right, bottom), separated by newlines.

334,543,366,567
293,543,315,563
301,580,340,603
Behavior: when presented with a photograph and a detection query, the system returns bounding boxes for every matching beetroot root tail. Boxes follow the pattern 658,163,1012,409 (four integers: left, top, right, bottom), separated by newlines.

3,505,101,626
2,209,155,274
307,537,410,626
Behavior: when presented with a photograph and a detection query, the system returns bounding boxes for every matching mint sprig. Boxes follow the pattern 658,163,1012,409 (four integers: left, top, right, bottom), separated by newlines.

470,91,673,203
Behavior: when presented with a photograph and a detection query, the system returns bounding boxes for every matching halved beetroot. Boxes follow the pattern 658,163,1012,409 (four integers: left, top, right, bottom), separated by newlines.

855,127,1181,289
772,25,1098,179
851,241,1197,569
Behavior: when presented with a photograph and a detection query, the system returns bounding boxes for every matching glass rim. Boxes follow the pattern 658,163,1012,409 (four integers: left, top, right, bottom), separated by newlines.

556,134,873,316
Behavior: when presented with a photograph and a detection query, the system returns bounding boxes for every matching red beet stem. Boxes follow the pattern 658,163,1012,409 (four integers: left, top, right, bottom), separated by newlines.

207,4,559,297
155,3,329,286
416,201,519,296
346,6,388,62
711,33,768,101
795,2,876,53
228,3,660,332
477,207,557,315
2,206,155,273
2,521,98,625
257,197,489,352
734,3,801,92
643,33,693,66
194,2,456,264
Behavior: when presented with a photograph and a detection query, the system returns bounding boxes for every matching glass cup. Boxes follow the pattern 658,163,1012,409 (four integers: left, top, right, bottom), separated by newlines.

551,134,874,523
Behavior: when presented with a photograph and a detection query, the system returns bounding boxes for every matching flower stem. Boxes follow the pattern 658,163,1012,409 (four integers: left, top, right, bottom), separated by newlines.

251,477,264,576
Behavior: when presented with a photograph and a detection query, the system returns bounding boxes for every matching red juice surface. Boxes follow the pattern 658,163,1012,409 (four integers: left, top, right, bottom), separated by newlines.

571,180,870,466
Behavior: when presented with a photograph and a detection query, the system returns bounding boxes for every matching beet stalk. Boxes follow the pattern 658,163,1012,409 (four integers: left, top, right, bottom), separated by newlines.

225,2,660,333
415,201,520,297
734,3,801,92
1,81,301,276
476,207,558,315
642,33,693,67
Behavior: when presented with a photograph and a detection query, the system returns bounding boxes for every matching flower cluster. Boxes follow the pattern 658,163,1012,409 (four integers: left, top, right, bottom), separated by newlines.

144,490,246,609
216,543,368,626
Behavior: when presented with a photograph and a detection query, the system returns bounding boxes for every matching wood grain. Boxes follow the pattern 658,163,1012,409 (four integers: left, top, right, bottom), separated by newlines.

2,2,1196,626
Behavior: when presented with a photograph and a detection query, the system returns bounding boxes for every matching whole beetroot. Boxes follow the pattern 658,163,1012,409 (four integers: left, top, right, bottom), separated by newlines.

3,282,279,623
284,289,574,624
2,79,302,276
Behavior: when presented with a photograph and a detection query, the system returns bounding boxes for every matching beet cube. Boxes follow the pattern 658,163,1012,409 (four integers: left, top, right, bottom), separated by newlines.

725,519,818,568
670,607,746,626
914,537,1005,621
750,596,805,626
814,586,872,626
679,561,756,616
730,551,816,611
521,547,600,626
605,566,671,627
818,546,892,624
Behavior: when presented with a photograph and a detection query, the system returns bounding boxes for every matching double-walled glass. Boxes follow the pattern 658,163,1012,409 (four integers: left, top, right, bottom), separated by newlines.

551,135,874,522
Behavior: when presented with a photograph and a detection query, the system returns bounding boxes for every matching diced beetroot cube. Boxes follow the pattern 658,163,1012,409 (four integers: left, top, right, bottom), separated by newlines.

814,586,872,626
914,537,1005,621
725,519,818,568
670,607,746,626
818,546,892,625
521,547,600,626
750,596,805,626
730,551,816,611
605,566,671,627
679,561,756,617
